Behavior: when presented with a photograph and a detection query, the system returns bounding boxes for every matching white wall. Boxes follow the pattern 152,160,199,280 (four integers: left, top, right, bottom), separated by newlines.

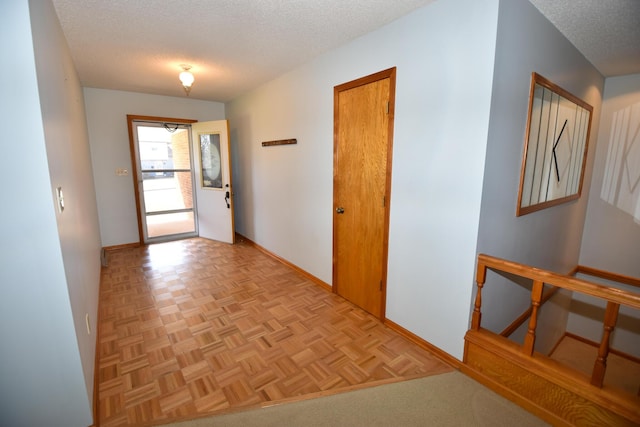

226,0,500,359
579,74,640,278
0,1,95,425
84,88,226,246
475,0,604,337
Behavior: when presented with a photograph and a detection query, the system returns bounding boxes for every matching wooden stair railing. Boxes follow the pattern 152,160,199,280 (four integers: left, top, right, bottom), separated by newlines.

472,254,640,380
464,254,640,426
576,265,640,289
499,286,560,338
523,279,544,356
591,301,619,388
473,254,640,321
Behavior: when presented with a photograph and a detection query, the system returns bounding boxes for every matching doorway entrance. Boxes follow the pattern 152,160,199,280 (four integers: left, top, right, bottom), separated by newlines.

127,116,235,245
333,68,396,319
129,117,198,243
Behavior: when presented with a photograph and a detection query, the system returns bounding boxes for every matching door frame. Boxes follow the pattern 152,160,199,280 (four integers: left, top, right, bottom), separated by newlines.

332,67,396,320
126,115,198,244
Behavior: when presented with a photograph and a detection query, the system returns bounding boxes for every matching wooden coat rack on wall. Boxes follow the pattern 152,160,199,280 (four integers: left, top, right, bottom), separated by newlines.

261,139,297,147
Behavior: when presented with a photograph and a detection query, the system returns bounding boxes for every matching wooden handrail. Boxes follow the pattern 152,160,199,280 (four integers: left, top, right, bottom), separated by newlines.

471,260,486,331
522,280,544,356
477,254,640,310
501,287,559,337
474,253,640,394
576,265,640,289
591,302,620,387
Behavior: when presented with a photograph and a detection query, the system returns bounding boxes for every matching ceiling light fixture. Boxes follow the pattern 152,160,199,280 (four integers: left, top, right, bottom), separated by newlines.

179,64,194,95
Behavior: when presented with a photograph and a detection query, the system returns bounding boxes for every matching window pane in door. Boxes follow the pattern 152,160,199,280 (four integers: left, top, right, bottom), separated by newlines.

143,172,193,213
146,212,195,238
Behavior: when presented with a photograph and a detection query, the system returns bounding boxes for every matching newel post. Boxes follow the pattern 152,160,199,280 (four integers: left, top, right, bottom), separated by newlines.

522,280,544,356
471,259,487,331
591,301,619,387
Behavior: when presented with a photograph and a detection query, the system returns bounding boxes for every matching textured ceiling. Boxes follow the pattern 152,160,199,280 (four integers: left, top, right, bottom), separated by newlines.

51,0,437,101
528,0,640,77
51,0,640,102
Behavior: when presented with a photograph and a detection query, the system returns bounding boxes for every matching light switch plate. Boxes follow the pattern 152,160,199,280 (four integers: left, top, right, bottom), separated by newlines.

56,187,64,213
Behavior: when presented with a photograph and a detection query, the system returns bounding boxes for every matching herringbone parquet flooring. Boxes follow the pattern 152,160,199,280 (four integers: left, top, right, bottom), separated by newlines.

97,237,452,426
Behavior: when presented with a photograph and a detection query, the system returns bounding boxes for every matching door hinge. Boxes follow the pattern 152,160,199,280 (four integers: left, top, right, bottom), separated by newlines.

385,101,390,114
383,196,386,207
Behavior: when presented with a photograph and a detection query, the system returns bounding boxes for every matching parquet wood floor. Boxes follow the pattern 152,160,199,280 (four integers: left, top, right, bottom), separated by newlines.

97,237,453,426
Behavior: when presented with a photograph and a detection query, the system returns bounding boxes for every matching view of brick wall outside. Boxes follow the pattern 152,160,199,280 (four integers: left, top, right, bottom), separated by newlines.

171,131,194,209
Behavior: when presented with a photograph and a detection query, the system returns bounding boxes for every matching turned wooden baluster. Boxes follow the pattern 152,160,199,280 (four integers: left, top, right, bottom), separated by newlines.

471,261,487,331
591,301,620,388
522,280,544,356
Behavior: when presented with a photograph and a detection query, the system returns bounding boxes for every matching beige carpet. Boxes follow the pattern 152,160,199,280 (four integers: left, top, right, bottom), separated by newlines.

159,371,549,427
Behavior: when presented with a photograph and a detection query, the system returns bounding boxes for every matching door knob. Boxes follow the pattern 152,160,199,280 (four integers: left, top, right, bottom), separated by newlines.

336,207,345,214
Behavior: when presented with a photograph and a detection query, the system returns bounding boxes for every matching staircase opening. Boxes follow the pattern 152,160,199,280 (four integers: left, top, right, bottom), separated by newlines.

463,255,640,426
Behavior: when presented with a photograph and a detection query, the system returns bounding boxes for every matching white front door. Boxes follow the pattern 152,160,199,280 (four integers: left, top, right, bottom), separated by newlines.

192,120,235,243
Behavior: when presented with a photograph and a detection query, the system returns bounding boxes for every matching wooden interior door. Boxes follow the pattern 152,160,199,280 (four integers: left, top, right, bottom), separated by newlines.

333,68,396,319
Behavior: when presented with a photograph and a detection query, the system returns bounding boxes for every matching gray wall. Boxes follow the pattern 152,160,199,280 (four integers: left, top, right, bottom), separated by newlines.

579,73,640,277
0,0,97,425
569,74,640,357
475,0,604,347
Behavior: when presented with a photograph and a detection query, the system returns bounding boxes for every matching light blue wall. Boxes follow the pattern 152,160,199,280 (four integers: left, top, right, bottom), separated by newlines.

226,0,500,359
0,1,94,425
30,0,103,404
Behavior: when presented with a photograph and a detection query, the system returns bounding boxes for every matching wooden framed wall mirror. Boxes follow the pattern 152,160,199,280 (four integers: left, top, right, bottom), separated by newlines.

516,72,593,216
